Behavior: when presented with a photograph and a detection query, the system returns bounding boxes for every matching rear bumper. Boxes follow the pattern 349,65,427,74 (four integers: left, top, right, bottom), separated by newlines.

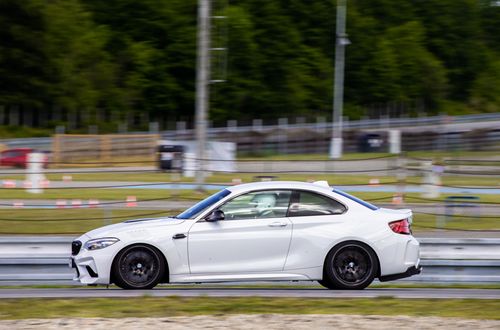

378,265,422,282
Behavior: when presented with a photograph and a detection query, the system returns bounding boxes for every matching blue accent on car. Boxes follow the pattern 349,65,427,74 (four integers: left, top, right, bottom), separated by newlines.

332,188,379,210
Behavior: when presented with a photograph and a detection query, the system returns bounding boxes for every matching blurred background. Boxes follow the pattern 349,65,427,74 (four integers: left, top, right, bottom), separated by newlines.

0,0,500,133
0,0,499,285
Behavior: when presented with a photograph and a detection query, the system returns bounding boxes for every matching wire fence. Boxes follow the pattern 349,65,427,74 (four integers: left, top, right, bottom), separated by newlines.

10,153,500,165
0,152,498,234
1,180,499,190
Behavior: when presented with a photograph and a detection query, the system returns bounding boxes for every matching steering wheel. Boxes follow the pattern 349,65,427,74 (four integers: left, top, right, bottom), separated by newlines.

258,209,274,218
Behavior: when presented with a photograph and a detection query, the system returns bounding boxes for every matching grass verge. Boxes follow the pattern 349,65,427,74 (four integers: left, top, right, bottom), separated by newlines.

0,297,499,320
0,191,498,234
2,172,498,187
0,189,209,200
0,210,497,235
0,187,498,204
0,209,181,234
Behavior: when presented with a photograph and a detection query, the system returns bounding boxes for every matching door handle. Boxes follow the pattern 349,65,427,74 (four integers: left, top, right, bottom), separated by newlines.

268,222,287,227
172,233,187,239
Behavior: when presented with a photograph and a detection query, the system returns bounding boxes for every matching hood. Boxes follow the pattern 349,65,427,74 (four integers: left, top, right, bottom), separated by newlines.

83,216,185,239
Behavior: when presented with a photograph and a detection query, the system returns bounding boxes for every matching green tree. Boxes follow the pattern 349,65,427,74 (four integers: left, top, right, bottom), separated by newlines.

43,0,115,126
386,21,447,110
0,0,48,108
211,5,260,123
1,0,499,131
82,0,197,125
470,58,500,112
416,0,487,100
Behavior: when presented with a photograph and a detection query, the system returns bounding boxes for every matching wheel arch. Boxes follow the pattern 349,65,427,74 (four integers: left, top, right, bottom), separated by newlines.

110,242,170,284
322,240,381,280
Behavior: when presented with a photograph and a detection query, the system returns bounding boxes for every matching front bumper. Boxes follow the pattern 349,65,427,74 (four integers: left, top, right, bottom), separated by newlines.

378,265,423,282
70,256,103,284
70,243,120,285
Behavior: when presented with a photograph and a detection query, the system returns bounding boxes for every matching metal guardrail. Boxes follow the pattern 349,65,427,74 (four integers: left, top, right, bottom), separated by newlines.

165,113,500,136
0,236,499,284
2,113,499,151
417,238,500,283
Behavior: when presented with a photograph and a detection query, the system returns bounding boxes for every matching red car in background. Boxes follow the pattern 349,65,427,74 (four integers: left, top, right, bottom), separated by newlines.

0,148,49,168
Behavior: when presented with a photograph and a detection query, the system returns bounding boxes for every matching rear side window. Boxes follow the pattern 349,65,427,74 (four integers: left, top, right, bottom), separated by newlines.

288,191,346,217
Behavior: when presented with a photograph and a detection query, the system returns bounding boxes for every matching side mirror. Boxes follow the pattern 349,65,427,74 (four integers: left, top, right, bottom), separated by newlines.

205,209,225,222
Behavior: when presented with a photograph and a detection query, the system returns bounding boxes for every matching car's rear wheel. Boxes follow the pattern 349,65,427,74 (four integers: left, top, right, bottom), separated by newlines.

112,244,165,289
321,242,378,290
317,278,339,289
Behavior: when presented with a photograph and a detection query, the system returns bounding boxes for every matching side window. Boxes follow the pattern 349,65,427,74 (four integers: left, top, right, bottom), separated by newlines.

288,191,346,217
219,190,292,220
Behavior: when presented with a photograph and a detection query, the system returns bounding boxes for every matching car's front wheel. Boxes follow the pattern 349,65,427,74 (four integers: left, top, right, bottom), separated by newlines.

320,242,378,290
112,244,165,289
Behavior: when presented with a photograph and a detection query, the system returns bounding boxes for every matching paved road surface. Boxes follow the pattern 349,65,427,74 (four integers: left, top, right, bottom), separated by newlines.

1,288,499,299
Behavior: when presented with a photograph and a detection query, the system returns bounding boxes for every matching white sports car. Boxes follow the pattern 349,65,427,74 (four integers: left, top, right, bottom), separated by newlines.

71,181,421,290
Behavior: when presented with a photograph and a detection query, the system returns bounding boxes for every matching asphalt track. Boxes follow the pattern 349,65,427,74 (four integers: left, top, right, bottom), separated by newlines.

1,288,499,299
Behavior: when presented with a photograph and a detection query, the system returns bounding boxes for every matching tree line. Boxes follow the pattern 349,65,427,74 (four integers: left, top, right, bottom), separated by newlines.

0,0,499,133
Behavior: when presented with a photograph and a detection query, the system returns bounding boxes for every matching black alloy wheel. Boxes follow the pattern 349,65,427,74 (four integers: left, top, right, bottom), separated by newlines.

112,245,165,289
320,242,377,290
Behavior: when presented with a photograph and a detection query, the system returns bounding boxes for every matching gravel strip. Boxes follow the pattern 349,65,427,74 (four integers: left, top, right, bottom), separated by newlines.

1,314,499,330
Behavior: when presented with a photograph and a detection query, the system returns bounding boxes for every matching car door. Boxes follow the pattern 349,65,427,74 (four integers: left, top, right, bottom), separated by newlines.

188,190,293,274
284,190,350,270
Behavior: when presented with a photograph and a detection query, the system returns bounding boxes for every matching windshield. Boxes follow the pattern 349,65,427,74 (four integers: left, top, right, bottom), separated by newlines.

332,188,379,211
176,189,231,219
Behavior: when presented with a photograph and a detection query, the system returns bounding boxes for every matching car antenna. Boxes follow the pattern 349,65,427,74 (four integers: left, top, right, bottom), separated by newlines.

312,180,330,188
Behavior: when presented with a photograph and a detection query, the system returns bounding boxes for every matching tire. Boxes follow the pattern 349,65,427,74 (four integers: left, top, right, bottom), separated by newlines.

112,244,165,289
322,242,378,290
317,278,339,290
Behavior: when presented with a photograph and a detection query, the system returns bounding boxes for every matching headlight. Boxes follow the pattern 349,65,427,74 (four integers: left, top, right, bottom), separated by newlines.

84,237,119,251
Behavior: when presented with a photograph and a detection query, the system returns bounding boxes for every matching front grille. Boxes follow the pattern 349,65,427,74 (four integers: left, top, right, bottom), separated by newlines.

72,240,82,256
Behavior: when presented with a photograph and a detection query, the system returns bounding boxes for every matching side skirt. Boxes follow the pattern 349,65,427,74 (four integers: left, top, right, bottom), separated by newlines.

169,272,312,283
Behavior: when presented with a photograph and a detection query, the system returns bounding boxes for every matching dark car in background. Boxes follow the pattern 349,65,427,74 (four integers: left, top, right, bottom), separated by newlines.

0,148,49,168
358,133,384,152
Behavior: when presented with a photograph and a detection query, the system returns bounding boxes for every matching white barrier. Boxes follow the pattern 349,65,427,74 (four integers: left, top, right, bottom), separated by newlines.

0,237,499,284
26,153,46,194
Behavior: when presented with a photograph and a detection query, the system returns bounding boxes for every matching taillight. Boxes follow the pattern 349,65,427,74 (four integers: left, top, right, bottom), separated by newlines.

389,219,411,235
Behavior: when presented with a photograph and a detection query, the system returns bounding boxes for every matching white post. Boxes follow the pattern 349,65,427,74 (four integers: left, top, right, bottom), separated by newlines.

253,119,262,131
278,118,288,154
389,129,401,154
227,119,237,132
195,0,211,188
26,153,46,194
329,138,342,159
421,160,440,198
330,0,349,159
183,152,196,178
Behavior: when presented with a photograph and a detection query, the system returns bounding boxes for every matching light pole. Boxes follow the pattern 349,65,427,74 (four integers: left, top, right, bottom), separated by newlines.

195,0,211,188
329,0,350,159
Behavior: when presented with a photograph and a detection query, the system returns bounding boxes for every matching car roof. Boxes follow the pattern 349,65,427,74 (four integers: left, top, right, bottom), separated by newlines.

226,181,333,195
